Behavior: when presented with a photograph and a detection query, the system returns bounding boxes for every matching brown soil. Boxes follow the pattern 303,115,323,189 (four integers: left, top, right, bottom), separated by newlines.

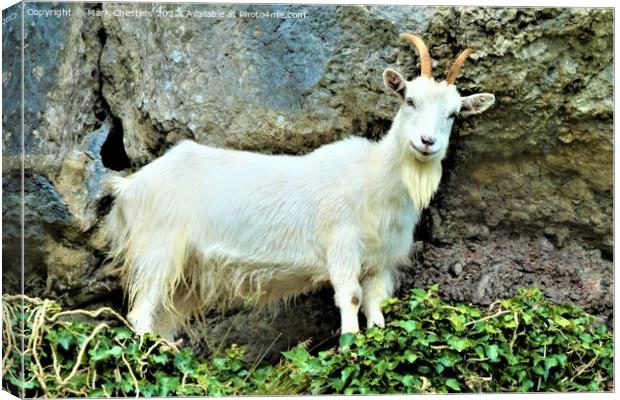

403,236,613,327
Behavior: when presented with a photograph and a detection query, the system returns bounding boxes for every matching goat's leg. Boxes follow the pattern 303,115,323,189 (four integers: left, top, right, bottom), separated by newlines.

125,238,185,337
361,267,396,329
152,291,195,342
328,237,363,334
152,308,179,342
332,278,363,334
127,282,163,335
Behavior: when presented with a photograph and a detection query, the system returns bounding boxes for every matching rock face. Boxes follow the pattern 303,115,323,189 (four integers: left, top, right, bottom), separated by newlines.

3,2,121,306
3,4,613,359
431,8,613,254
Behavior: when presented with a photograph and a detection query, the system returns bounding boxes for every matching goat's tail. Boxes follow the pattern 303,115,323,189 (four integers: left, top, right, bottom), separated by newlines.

101,173,131,253
102,173,130,198
100,173,133,279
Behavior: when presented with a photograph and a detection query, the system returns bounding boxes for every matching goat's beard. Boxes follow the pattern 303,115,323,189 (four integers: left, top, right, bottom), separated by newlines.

401,158,443,211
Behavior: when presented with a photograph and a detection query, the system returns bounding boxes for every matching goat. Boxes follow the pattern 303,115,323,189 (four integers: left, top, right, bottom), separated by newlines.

103,34,495,341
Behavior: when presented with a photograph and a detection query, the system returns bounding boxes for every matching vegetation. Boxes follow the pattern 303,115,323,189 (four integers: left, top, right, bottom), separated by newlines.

2,286,613,397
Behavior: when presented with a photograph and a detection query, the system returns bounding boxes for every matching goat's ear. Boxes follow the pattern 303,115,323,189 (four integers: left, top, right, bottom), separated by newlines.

460,93,495,116
383,68,406,99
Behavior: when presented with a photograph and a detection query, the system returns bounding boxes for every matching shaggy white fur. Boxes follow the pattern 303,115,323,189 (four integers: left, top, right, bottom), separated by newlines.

103,41,495,341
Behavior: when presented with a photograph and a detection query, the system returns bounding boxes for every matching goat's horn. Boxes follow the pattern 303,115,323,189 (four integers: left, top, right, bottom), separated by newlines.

445,48,475,85
399,33,432,79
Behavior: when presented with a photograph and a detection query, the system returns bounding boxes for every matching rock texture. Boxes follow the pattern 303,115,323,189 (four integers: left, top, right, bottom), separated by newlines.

2,4,612,359
431,8,613,254
410,238,613,327
3,3,121,305
2,3,23,297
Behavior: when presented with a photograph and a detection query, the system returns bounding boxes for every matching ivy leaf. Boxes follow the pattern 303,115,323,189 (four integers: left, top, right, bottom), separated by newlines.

339,333,355,348
330,378,345,391
448,314,466,332
399,320,416,334
485,345,500,362
438,353,458,367
340,365,355,385
57,329,74,351
403,350,418,363
174,350,195,374
445,378,460,391
150,353,169,365
113,327,133,340
579,333,593,343
90,345,123,362
553,315,571,328
156,375,180,397
401,374,415,388
544,357,559,380
555,353,567,368
533,364,545,376
447,337,471,352
504,352,519,366
518,379,534,392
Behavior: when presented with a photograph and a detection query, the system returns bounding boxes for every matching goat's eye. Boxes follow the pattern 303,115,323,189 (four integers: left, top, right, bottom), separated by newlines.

406,98,415,108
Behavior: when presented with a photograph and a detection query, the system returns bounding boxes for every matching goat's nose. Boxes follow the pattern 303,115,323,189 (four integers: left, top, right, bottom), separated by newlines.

421,135,436,146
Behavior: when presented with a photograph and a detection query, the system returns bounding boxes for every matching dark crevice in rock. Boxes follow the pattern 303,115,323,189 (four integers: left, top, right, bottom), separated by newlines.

96,21,107,47
64,286,126,312
95,194,114,217
93,23,131,171
93,17,108,122
414,209,435,244
100,115,131,171
600,248,613,262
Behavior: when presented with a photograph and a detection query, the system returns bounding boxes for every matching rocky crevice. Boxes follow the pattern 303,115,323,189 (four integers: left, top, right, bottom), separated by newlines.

93,21,132,172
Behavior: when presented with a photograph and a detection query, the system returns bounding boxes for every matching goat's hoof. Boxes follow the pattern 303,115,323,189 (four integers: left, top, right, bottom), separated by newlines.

366,314,385,329
369,320,385,329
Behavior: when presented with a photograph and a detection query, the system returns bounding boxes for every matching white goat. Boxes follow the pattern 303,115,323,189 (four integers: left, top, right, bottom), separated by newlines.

103,34,495,341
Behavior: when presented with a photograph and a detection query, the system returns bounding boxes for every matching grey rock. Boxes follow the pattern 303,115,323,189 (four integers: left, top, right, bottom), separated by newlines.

452,262,463,276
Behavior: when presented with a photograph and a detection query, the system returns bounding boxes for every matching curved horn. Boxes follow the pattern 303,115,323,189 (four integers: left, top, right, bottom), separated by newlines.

399,33,432,78
445,48,475,85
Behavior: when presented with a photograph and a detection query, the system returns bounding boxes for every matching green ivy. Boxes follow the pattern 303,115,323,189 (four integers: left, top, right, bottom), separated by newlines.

2,286,613,397
279,286,613,394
